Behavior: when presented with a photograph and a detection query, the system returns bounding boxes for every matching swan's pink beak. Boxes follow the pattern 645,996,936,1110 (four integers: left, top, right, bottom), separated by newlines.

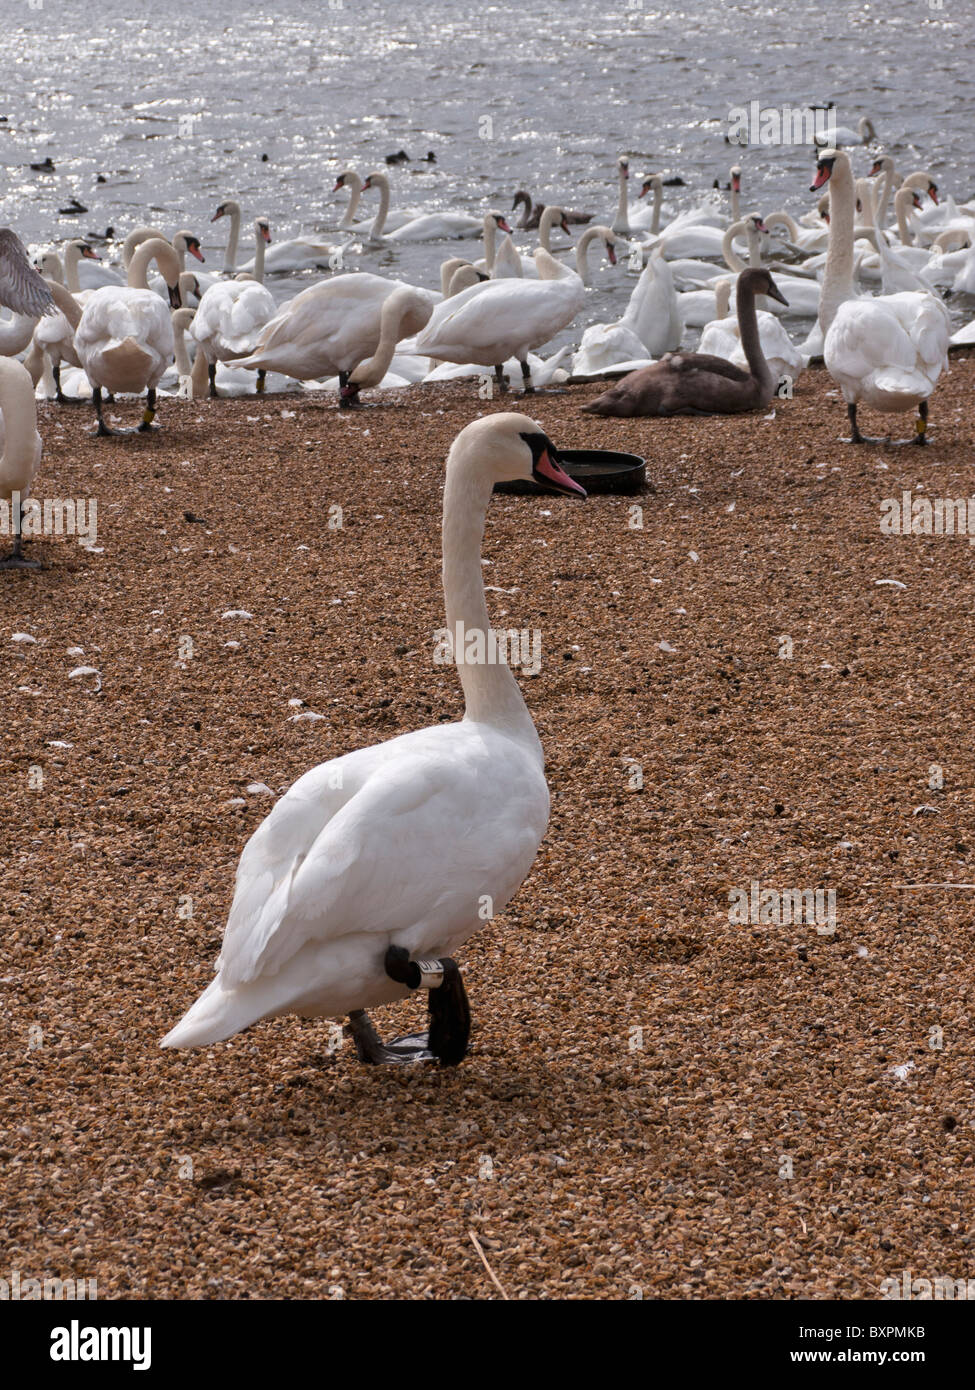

731,173,741,191
607,244,617,265
82,246,100,261
210,210,223,222
497,217,512,233
928,186,939,205
332,179,343,192
262,227,272,243
188,245,205,262
534,448,586,498
811,166,831,192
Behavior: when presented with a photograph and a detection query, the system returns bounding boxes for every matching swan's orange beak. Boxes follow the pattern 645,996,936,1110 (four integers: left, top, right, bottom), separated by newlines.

332,178,344,192
262,226,272,243
731,172,741,191
188,245,205,262
497,217,512,233
607,244,617,265
210,209,224,222
82,246,100,261
534,448,586,498
811,165,832,192
928,185,939,205
869,160,883,176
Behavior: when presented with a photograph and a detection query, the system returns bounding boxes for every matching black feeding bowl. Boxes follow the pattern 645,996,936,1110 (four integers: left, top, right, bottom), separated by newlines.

495,448,646,496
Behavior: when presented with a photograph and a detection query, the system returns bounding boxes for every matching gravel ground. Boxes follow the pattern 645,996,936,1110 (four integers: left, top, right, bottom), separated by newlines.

2,358,974,1300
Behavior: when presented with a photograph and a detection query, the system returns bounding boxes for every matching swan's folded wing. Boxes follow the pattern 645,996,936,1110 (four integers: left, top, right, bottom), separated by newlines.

217,746,532,988
671,351,751,382
0,229,55,317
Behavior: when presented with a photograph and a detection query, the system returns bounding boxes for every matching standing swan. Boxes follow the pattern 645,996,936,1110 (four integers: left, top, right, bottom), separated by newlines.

190,217,275,396
812,149,950,444
161,414,586,1063
0,358,43,570
581,267,788,415
74,237,181,435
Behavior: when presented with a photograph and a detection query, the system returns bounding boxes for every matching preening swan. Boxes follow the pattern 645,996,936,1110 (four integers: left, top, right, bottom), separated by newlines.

812,149,950,444
815,115,877,148
161,413,585,1064
73,237,181,435
0,228,55,317
237,273,435,405
409,247,585,393
511,190,593,228
571,248,681,376
0,357,44,570
581,267,788,416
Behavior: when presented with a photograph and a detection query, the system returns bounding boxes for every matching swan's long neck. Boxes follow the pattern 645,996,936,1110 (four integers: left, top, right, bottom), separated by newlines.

441,457,541,752
122,227,163,271
537,206,562,253
350,290,416,388
650,179,662,234
730,177,740,224
339,174,362,230
252,222,266,283
513,192,531,229
128,238,180,290
722,219,761,273
223,203,241,273
482,215,498,271
614,165,628,232
63,243,82,294
875,161,895,227
575,226,605,285
714,276,733,319
369,175,390,240
735,275,773,395
819,153,857,336
894,188,915,246
49,279,81,330
0,360,40,495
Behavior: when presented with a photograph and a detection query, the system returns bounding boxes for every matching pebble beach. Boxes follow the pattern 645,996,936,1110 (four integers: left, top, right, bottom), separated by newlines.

3,358,974,1300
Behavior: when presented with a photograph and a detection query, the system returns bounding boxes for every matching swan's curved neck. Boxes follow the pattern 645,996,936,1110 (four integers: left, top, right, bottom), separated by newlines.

482,215,498,271
894,188,916,246
874,161,895,227
714,276,733,319
128,238,180,290
171,309,194,375
819,153,857,336
513,191,531,229
722,219,761,272
49,279,81,330
441,456,541,753
368,174,390,240
575,226,611,286
350,291,414,388
764,210,801,240
649,179,662,234
735,275,772,392
0,360,39,490
252,221,266,283
122,227,164,270
223,202,242,272
538,205,563,253
339,174,363,230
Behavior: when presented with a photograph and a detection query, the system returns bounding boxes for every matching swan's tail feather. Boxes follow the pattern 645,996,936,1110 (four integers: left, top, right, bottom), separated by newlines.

160,976,258,1049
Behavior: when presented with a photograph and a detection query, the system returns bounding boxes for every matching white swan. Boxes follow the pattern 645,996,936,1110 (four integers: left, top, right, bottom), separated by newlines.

698,276,804,388
161,413,585,1062
362,170,484,242
813,148,950,444
0,357,43,569
815,114,877,148
219,198,351,273
408,248,585,393
74,237,181,435
27,279,86,401
237,274,435,404
332,169,415,233
190,217,276,396
571,248,681,375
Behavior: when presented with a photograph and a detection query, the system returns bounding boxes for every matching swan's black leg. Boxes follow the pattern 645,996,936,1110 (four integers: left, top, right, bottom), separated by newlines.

92,386,113,437
137,387,158,432
208,362,218,398
842,401,887,445
255,369,267,395
494,363,508,395
53,361,74,405
344,949,471,1066
0,513,41,571
520,358,535,394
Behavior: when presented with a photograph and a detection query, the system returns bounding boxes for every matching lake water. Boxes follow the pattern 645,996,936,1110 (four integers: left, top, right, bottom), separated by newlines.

2,0,973,346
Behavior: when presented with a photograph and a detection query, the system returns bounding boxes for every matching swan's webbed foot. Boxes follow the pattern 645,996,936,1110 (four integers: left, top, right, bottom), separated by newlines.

346,1010,435,1065
0,541,41,571
338,373,361,408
